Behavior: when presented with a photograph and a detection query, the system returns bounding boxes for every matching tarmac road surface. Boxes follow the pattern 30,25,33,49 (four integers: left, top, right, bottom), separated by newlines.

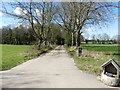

1,46,114,88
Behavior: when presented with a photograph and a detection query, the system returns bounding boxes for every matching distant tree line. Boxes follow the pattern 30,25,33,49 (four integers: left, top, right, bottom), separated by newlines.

83,33,120,44
1,23,65,46
1,26,35,45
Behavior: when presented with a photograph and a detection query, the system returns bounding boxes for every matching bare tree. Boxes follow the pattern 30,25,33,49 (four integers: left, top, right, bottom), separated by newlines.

1,1,119,47
102,33,110,44
56,2,119,47
1,1,57,47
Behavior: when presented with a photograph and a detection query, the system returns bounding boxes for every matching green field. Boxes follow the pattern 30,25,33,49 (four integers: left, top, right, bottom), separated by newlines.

81,44,119,55
81,44,119,63
65,44,120,75
1,44,55,71
2,45,31,70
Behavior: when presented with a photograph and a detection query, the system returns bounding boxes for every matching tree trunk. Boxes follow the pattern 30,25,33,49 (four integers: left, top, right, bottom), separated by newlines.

76,31,78,48
72,32,74,46
78,33,81,46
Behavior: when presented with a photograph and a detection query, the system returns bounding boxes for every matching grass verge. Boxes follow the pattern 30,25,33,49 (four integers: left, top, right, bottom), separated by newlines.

1,44,56,71
64,44,120,75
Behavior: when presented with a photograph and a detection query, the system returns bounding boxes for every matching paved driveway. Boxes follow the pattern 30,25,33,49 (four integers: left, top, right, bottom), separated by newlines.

1,46,113,88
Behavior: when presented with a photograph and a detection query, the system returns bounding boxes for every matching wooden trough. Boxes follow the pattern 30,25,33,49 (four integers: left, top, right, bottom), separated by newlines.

101,59,120,87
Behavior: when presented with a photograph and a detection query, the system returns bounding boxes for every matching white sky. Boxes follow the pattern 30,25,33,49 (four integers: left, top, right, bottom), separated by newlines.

14,7,22,15
0,12,3,16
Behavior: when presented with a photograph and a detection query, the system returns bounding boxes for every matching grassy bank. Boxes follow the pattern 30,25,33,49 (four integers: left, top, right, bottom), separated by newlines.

64,44,120,75
1,44,56,71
